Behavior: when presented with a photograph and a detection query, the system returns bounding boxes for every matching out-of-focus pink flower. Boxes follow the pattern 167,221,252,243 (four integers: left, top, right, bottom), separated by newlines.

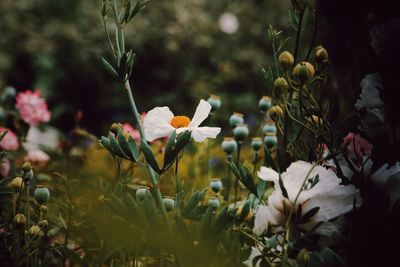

15,90,51,126
343,132,373,164
25,149,50,164
122,123,141,145
0,157,11,177
0,127,19,151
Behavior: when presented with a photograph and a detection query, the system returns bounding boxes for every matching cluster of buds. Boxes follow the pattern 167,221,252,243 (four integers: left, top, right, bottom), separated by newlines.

263,121,278,149
207,178,223,209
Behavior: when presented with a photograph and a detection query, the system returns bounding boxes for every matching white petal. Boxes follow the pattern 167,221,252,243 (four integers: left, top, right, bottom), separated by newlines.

253,205,273,236
243,247,262,267
258,166,279,183
143,106,175,141
190,126,220,142
188,99,212,127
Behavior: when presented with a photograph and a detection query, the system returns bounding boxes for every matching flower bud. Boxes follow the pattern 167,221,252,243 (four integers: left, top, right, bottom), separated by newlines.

38,219,48,228
10,177,24,191
28,225,42,238
315,45,328,62
258,96,272,112
136,186,150,201
210,178,223,193
269,106,284,122
208,196,220,209
13,213,27,227
23,169,34,182
34,186,50,204
40,205,48,213
207,94,221,112
307,115,323,127
296,248,310,266
97,194,105,204
163,196,175,212
235,206,253,221
292,62,315,83
263,123,277,136
233,124,249,143
221,137,237,155
278,51,294,70
110,122,122,133
251,137,263,152
229,112,244,128
21,162,32,172
264,135,278,149
274,77,289,91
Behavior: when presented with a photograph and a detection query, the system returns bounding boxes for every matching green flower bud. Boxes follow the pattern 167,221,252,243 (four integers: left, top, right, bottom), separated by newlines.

163,196,175,212
34,186,50,204
296,248,310,266
13,213,27,227
210,178,223,193
263,123,277,136
258,96,272,112
292,62,315,83
315,45,328,62
136,186,150,201
38,219,48,228
208,196,219,209
233,124,249,143
10,177,24,191
221,137,237,155
251,137,263,151
21,162,32,172
23,169,34,182
229,112,244,127
269,106,284,122
207,94,221,112
264,135,278,149
278,51,294,70
274,77,289,91
110,122,123,133
28,225,42,238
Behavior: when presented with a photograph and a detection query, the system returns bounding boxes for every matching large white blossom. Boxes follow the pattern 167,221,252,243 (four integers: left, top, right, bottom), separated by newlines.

254,161,361,236
143,99,221,142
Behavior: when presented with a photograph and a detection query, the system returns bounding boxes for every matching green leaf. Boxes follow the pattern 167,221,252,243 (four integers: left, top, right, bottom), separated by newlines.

257,180,266,199
278,174,289,199
162,130,191,172
163,130,177,168
100,136,114,154
123,0,132,23
239,200,251,221
0,130,8,142
140,140,161,174
143,190,157,224
127,135,139,161
109,134,128,158
299,207,320,224
101,57,119,78
116,127,134,160
175,215,191,241
182,188,208,218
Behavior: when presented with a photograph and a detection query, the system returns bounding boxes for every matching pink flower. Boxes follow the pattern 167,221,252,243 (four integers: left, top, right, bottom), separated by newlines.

25,149,50,164
0,127,19,151
0,157,11,177
15,90,51,126
343,132,373,164
122,123,141,145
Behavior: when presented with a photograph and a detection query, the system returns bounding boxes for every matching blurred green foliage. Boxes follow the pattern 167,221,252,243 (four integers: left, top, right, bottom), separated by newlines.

0,0,312,134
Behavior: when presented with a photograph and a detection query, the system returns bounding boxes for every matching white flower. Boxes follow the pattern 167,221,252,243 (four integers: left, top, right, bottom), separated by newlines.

23,126,60,151
143,99,221,142
341,157,400,208
218,12,239,34
254,161,361,236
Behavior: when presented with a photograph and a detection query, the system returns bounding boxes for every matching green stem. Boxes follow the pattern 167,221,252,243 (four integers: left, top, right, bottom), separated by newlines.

225,155,233,202
293,8,306,64
125,82,171,232
234,143,242,207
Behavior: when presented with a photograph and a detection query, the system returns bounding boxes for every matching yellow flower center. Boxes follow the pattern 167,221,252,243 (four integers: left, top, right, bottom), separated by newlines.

170,116,191,128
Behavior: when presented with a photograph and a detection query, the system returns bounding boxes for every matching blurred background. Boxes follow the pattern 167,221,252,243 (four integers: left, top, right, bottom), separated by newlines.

0,0,398,136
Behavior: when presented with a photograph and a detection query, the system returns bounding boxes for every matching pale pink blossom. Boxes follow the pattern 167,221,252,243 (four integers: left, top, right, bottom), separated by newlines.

25,149,50,164
15,90,51,126
343,132,373,165
0,127,19,151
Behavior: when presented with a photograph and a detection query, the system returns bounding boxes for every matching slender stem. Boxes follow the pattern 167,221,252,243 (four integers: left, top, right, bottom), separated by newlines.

272,40,280,77
207,139,211,181
234,143,242,207
225,155,232,202
175,157,180,194
305,0,319,61
125,82,171,232
293,8,306,64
